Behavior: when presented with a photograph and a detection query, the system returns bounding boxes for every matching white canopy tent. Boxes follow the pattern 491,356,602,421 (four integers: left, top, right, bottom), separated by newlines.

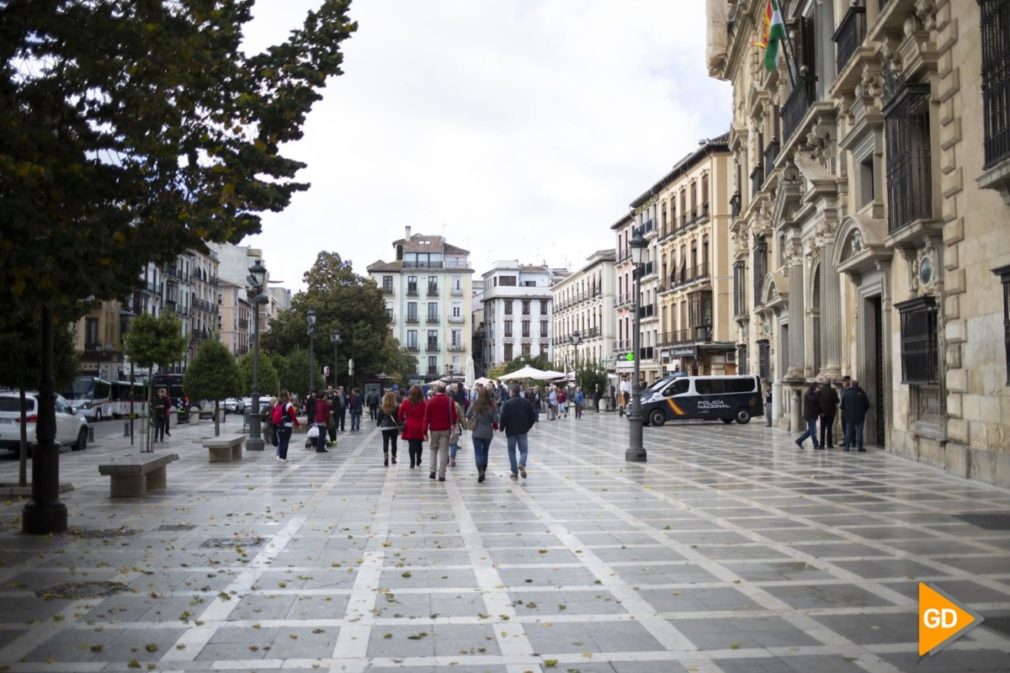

499,365,548,381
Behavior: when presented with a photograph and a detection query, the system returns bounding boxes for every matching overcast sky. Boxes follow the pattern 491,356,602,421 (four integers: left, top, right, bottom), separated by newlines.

243,0,731,290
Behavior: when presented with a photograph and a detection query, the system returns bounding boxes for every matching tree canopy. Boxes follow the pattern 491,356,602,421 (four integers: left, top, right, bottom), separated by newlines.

124,313,187,370
1,0,357,311
185,340,241,403
263,251,404,385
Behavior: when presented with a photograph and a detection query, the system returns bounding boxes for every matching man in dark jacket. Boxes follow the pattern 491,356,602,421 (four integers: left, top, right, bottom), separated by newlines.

794,383,821,450
819,381,839,449
333,386,347,432
840,381,871,452
499,383,538,480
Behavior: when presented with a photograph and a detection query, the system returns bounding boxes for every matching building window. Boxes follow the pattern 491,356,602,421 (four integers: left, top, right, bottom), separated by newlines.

85,318,99,349
427,302,438,321
499,275,517,286
981,0,1010,167
522,300,530,315
407,302,418,322
406,330,417,348
885,83,932,234
428,356,437,374
407,276,418,295
540,320,548,337
451,329,461,346
753,237,767,305
733,261,747,317
504,320,513,337
522,320,530,337
382,276,393,293
522,343,531,357
504,343,513,362
427,277,438,296
996,266,1010,384
737,344,748,375
452,303,462,318
427,330,438,350
540,301,548,315
897,296,939,384
504,300,513,315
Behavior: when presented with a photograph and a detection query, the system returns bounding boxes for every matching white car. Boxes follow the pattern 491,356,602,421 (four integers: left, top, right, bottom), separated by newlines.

0,391,90,453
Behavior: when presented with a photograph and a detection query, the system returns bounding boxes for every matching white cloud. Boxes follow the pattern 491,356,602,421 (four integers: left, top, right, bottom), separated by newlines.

243,0,731,288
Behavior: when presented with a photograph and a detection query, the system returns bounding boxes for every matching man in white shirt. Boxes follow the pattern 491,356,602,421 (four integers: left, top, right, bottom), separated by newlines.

619,377,631,416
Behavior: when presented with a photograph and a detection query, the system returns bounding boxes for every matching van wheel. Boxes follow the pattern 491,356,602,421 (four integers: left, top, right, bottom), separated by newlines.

95,409,102,422
735,409,751,424
74,428,88,451
721,418,734,424
648,409,667,427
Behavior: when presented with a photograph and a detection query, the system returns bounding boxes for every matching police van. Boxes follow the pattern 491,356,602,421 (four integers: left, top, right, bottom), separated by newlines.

641,375,763,426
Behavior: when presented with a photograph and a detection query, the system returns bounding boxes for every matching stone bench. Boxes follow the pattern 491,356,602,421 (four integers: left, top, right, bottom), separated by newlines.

203,434,245,463
98,453,179,498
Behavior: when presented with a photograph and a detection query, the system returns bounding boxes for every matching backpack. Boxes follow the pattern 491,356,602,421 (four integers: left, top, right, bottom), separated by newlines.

271,403,283,425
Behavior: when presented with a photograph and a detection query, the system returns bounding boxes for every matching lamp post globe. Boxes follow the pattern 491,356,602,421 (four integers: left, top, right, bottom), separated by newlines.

247,259,268,451
626,226,647,463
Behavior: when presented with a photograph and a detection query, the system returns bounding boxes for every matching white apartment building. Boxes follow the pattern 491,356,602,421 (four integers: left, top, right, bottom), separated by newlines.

481,261,568,368
552,249,616,373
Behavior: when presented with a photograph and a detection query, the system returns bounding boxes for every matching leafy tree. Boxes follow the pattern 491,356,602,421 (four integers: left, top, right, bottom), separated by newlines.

2,0,355,532
185,340,241,437
0,311,78,486
124,313,186,451
237,352,279,399
263,252,392,384
576,362,608,395
375,337,417,383
272,348,324,396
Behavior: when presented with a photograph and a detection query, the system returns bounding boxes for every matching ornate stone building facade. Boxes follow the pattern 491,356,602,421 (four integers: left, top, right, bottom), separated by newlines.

708,0,1010,486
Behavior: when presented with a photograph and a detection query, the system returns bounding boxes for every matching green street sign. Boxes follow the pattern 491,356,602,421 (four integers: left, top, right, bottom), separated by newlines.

625,353,634,361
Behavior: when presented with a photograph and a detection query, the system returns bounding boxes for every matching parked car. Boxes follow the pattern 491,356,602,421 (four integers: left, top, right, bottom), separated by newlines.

0,391,90,453
224,398,246,415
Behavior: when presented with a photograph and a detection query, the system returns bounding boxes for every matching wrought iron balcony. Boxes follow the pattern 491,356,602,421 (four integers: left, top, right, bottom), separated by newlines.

426,342,440,352
981,0,1010,168
427,285,439,297
782,75,816,143
750,164,764,196
885,84,932,233
834,3,866,73
406,287,418,297
763,140,780,178
405,316,419,324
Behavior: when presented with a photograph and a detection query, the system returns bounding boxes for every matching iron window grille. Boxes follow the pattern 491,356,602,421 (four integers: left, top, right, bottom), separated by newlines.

833,2,866,73
981,0,1010,168
885,83,932,233
997,266,1010,384
897,296,939,384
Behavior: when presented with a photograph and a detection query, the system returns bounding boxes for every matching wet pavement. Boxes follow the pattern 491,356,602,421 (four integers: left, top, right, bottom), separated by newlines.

0,410,1009,672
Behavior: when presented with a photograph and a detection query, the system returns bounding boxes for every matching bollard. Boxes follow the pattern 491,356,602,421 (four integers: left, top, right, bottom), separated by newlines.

123,422,130,437
88,426,95,442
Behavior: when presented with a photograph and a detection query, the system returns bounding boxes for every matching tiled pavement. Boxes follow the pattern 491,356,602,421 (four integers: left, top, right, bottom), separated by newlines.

0,412,1009,672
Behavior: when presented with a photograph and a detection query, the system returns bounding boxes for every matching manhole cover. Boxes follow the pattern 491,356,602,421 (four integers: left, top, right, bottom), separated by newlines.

954,513,1010,530
158,524,196,532
67,527,139,539
37,581,130,599
201,536,263,549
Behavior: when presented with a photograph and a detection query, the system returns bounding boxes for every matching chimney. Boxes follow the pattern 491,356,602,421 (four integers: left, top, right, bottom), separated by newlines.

405,225,412,240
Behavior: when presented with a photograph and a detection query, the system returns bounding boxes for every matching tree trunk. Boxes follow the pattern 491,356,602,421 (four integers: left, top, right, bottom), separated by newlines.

214,400,220,437
18,386,28,487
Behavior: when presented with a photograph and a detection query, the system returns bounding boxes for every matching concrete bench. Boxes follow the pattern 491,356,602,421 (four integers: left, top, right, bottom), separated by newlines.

203,434,245,463
98,453,179,498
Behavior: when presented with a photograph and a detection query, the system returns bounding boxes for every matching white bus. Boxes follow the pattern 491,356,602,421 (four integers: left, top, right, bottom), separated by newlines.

64,376,148,420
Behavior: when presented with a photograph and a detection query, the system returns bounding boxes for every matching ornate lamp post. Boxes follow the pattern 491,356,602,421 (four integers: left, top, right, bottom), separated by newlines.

330,331,342,388
246,260,268,451
307,309,317,393
569,331,582,387
626,227,647,463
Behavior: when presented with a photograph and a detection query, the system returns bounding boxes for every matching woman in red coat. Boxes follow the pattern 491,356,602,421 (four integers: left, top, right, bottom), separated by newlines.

398,384,427,469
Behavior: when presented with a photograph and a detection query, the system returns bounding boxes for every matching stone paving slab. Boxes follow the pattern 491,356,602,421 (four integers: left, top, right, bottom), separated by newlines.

0,414,1009,671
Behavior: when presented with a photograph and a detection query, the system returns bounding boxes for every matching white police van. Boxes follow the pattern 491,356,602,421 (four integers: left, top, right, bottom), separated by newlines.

641,375,764,427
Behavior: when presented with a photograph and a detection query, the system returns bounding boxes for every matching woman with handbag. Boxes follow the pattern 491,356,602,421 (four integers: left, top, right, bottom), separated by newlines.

376,392,400,466
466,388,499,483
448,385,465,468
398,384,427,469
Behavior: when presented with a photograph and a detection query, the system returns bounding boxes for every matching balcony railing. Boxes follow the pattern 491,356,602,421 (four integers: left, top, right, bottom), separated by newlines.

450,287,464,296
763,140,780,178
834,3,866,73
447,343,465,352
638,303,656,319
427,286,439,297
426,315,440,324
382,286,393,295
751,164,765,196
407,344,419,352
406,316,419,324
693,262,710,280
448,315,464,323
661,326,714,345
406,287,418,297
783,75,816,143
426,367,439,376
426,342,440,352
885,84,932,233
981,0,1010,168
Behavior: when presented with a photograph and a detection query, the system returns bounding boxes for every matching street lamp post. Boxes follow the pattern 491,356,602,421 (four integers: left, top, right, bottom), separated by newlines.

247,260,267,451
570,331,582,388
307,309,317,393
331,331,342,388
626,227,647,463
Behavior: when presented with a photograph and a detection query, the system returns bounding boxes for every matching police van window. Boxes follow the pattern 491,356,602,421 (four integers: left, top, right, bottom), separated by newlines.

724,378,756,393
695,379,725,395
663,380,689,396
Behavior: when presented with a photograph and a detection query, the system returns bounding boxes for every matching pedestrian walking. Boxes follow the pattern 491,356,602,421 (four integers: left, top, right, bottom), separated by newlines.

274,391,300,461
840,380,871,452
335,386,347,431
818,380,839,449
574,387,584,419
795,383,822,450
348,388,363,431
764,381,773,427
398,385,427,469
422,382,458,481
619,376,631,416
366,389,380,422
466,388,499,483
153,388,171,442
547,386,558,420
377,392,400,466
448,386,465,468
593,384,601,413
499,383,537,480
313,393,331,453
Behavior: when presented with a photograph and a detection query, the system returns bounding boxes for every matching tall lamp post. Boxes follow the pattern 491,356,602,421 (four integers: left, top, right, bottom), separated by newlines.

626,227,647,463
330,331,342,388
247,260,268,451
307,309,317,393
569,331,582,388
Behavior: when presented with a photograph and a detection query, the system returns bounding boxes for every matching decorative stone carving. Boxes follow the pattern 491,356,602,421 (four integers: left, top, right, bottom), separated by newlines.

879,40,905,102
780,159,801,186
803,121,834,164
859,62,885,105
913,0,938,32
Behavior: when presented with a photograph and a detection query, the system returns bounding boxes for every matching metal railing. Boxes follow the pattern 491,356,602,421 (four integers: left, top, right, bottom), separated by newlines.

834,3,866,73
982,0,1010,167
783,74,817,143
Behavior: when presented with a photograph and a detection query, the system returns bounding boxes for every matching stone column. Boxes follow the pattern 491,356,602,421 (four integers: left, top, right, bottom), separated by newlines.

819,242,842,380
786,255,805,380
